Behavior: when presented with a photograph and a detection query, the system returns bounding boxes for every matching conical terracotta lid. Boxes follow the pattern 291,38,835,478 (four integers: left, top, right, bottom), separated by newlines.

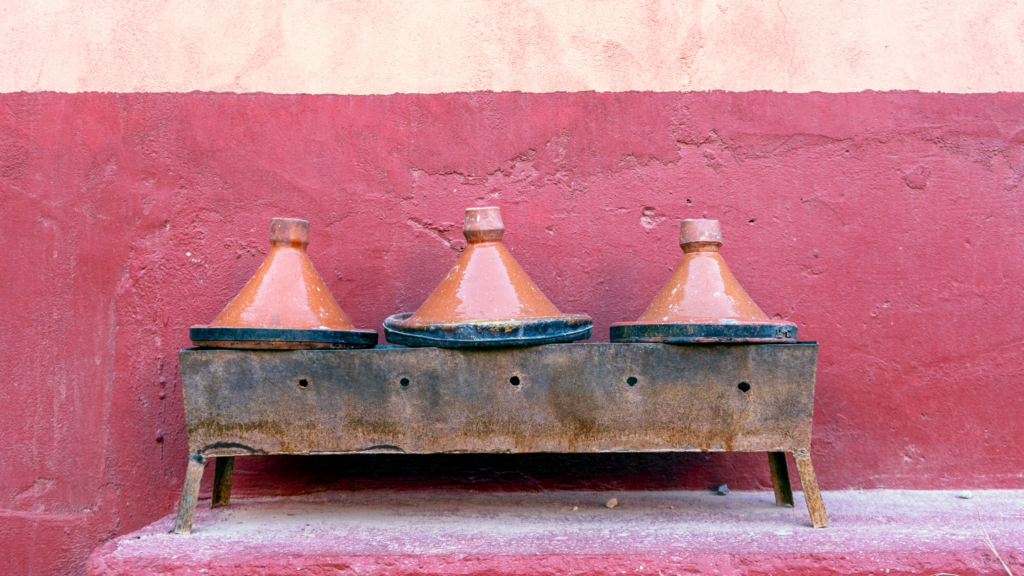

610,219,796,343
190,218,377,349
384,207,591,347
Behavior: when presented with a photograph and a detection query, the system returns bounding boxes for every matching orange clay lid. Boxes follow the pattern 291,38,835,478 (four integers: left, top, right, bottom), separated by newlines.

404,207,564,324
209,218,357,330
635,219,773,324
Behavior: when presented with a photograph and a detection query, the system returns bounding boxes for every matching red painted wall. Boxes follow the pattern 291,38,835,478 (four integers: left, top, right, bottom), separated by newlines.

2,91,1023,575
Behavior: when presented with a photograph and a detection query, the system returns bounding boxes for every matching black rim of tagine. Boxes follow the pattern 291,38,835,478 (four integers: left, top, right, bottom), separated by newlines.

609,322,797,344
383,313,593,348
189,326,379,350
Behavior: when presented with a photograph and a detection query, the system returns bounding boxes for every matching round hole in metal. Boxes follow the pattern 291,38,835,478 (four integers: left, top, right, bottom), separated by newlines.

510,376,521,386
738,382,751,393
626,376,638,386
298,379,309,388
400,378,410,387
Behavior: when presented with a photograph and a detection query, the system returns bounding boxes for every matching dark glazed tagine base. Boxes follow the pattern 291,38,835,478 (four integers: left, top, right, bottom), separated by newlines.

609,322,797,344
383,313,592,348
190,326,378,350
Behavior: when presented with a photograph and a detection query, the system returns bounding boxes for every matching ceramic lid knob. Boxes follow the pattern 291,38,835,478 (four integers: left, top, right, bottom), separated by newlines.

270,218,310,246
463,207,505,243
680,219,722,252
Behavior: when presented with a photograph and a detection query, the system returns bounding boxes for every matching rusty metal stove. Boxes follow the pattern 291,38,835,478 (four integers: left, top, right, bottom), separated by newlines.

173,342,829,533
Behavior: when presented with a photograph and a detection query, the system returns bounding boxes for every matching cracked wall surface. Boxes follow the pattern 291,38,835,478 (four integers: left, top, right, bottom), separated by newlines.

1,91,1023,575
3,4,1024,574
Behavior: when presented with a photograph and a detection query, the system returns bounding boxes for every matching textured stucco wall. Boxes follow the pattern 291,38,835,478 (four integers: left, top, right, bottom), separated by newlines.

2,91,1024,575
2,0,1024,93
3,2,1024,576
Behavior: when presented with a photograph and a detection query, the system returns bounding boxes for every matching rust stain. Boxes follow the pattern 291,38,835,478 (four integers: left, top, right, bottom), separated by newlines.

180,343,815,456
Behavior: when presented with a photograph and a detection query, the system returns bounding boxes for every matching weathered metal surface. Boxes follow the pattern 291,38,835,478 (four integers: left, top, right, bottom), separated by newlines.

768,452,794,507
180,343,817,457
793,449,829,528
173,454,207,535
211,456,234,508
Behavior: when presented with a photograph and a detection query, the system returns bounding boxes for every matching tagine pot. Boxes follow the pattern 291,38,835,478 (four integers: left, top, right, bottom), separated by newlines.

190,218,378,349
610,219,796,343
384,207,591,347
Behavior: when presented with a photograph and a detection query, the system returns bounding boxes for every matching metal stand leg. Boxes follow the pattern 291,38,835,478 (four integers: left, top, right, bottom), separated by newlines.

793,449,829,528
212,456,234,508
768,452,794,507
173,454,207,535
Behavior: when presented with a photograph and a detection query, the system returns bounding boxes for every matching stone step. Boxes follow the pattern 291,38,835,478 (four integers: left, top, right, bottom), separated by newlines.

87,490,1024,576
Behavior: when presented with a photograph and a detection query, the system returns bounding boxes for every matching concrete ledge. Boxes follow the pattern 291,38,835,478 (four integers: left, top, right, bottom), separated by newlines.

87,490,1023,575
